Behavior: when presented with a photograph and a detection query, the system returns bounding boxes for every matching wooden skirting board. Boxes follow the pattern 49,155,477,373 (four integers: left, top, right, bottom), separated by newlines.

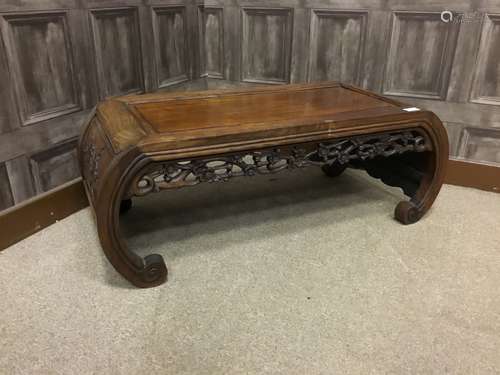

0,159,498,251
445,159,500,193
0,179,88,251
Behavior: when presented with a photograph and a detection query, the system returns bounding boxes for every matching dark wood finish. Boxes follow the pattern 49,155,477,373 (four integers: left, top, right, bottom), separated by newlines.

78,82,448,288
445,159,500,193
0,178,88,251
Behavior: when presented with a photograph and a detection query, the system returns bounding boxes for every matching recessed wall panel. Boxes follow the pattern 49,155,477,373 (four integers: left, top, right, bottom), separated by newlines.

0,163,13,211
470,14,500,106
153,6,189,87
200,7,224,78
384,12,459,100
90,8,143,98
309,10,366,84
30,140,80,194
241,8,293,84
2,12,79,125
458,127,500,165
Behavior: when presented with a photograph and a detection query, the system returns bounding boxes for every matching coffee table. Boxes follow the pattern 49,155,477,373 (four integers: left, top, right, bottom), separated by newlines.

78,82,448,288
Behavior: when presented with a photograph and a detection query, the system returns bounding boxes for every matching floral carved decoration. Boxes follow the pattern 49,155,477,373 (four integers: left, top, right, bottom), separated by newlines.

83,143,104,194
130,130,430,197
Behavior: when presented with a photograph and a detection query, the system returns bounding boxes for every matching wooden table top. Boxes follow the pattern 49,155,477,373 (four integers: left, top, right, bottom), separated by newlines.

96,82,423,157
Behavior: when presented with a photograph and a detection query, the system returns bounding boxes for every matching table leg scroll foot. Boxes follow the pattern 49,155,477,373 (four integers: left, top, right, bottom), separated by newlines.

96,189,168,288
394,201,422,225
136,254,168,288
99,237,168,288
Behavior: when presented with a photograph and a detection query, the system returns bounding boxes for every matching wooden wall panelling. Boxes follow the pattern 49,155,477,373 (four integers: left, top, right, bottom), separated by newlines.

289,5,308,83
241,7,293,84
0,3,98,213
0,163,14,211
29,139,80,194
0,0,80,13
198,4,205,79
222,2,240,82
0,11,81,126
137,4,156,93
470,13,500,106
383,11,460,100
445,11,484,103
308,9,367,84
152,5,189,87
85,0,146,10
89,7,144,99
0,0,205,213
5,156,36,204
0,30,18,134
455,123,500,167
457,126,500,165
0,108,92,164
186,0,203,81
199,6,224,78
443,122,467,158
359,9,391,92
67,8,99,110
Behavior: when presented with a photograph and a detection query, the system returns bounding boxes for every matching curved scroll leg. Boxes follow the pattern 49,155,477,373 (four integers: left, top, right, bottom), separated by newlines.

94,159,168,288
321,163,348,178
393,114,449,225
96,200,168,287
393,149,445,225
357,147,446,225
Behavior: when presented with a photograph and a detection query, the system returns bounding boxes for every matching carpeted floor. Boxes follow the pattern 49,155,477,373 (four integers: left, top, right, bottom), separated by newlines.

1,168,500,374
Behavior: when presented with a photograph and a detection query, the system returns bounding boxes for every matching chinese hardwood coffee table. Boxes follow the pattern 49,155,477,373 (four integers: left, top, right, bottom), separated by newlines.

78,82,448,288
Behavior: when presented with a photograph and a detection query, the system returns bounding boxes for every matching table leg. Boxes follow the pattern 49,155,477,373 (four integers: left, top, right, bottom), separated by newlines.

357,150,445,225
394,150,445,225
92,157,168,288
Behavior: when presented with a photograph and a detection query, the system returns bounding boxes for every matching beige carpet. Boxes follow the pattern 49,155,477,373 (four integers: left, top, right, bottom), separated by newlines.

1,168,500,374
